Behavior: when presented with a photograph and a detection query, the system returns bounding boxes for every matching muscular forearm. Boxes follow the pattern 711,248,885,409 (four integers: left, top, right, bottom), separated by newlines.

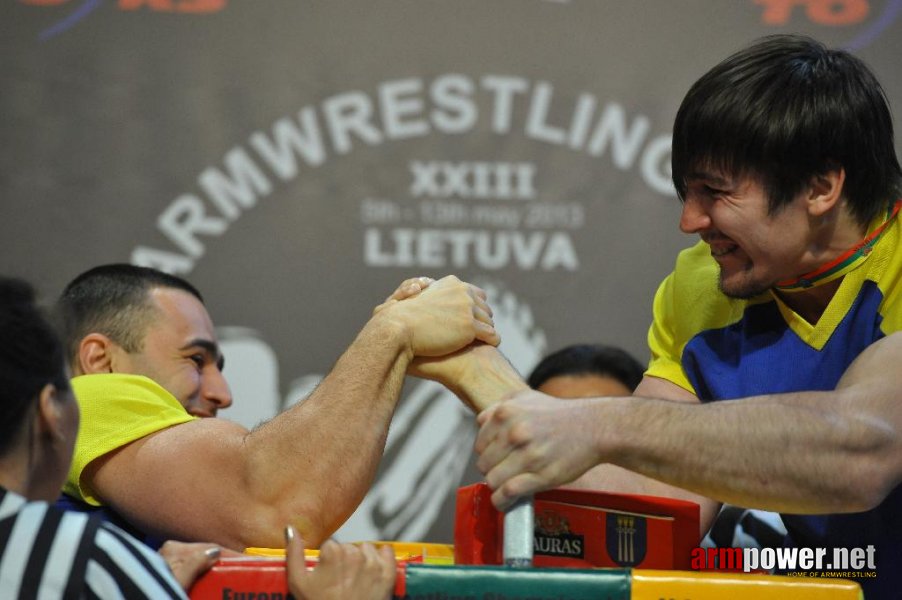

599,390,898,514
481,335,902,517
239,277,499,545
242,314,411,547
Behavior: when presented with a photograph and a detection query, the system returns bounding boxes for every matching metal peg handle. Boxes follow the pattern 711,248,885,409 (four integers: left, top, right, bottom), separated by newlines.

503,496,534,567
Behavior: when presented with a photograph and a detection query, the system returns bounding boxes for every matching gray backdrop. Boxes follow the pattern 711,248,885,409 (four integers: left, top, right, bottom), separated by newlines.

3,0,901,543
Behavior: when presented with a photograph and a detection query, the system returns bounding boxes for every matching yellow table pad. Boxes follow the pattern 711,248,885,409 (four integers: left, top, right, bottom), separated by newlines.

631,569,862,599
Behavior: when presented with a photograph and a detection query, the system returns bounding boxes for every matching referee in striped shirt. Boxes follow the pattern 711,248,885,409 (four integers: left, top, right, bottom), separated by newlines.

0,277,208,598
0,277,398,600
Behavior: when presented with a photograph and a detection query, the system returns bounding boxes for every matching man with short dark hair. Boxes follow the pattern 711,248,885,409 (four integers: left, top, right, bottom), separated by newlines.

57,264,227,419
469,35,902,598
57,264,500,551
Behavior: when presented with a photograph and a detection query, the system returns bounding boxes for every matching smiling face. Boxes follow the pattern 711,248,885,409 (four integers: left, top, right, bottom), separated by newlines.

110,287,233,418
679,171,817,299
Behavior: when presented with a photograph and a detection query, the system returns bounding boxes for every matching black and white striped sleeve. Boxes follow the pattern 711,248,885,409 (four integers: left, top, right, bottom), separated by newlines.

0,493,186,599
85,521,187,599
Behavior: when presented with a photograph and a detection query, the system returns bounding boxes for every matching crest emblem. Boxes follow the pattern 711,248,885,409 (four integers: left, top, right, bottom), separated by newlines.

605,513,647,566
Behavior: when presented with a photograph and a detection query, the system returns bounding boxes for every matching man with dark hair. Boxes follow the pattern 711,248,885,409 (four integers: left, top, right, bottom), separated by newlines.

57,264,223,419
470,35,902,597
526,343,645,397
57,264,501,551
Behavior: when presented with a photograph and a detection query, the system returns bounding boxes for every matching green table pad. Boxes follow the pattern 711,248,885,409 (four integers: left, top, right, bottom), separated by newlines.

397,564,630,600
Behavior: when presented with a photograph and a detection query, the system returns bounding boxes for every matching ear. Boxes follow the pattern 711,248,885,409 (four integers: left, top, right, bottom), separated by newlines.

35,383,64,441
807,167,846,218
77,333,117,375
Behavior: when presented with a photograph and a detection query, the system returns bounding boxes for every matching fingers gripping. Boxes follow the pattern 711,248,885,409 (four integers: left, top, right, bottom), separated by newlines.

474,396,565,511
401,275,499,357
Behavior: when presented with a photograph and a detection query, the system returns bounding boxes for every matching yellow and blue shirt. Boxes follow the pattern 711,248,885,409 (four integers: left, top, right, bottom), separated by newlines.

646,205,902,597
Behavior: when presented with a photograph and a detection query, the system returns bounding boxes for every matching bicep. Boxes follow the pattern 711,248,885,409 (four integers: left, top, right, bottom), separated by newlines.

634,375,700,404
87,418,266,549
834,332,902,475
837,331,902,393
834,332,902,442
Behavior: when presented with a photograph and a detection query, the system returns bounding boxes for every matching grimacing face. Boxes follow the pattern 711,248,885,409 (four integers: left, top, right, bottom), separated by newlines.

679,172,817,299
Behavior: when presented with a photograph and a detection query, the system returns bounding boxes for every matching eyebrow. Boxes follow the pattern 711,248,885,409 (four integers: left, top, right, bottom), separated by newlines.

182,338,225,371
685,172,733,187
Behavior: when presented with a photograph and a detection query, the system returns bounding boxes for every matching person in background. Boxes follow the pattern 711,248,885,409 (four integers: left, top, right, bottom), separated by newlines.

526,343,644,398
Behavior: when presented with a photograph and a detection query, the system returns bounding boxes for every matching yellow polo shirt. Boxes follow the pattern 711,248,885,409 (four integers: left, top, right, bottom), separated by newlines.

65,373,196,506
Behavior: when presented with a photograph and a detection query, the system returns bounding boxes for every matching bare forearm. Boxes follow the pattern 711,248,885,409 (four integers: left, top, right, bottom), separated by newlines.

243,315,410,546
479,336,902,516
568,377,719,533
600,391,898,514
412,345,529,413
453,347,529,412
240,275,501,545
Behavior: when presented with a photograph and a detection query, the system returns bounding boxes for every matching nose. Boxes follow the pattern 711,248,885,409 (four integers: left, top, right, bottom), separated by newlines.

679,196,712,234
202,368,233,413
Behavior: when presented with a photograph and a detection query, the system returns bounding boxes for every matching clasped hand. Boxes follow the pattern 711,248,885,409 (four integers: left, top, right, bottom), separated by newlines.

474,390,605,511
375,275,500,371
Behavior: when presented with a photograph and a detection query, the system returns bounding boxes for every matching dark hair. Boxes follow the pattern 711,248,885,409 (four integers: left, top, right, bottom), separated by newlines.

527,344,645,392
0,277,70,455
672,34,902,226
56,264,204,364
